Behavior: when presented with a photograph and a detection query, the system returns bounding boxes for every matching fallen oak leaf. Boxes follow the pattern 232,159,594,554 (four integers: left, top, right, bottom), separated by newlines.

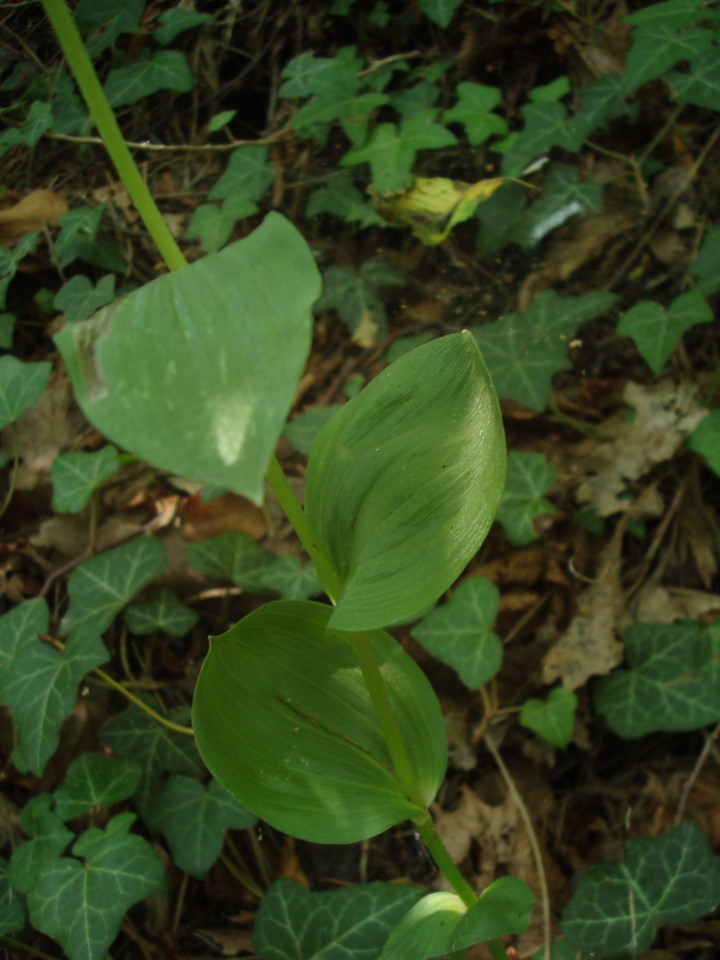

0,190,67,245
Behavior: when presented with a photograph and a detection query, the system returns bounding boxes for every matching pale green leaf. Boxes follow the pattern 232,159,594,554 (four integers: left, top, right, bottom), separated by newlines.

55,214,320,505
254,878,423,960
154,8,213,45
495,451,556,547
208,109,236,133
9,794,73,894
315,257,406,340
51,445,119,513
27,814,165,960
688,409,720,475
148,776,256,877
442,82,506,144
54,274,116,324
0,857,25,935
625,24,713,93
561,822,720,957
186,531,273,592
411,578,502,689
193,600,447,843
594,621,720,738
0,356,50,429
520,688,578,748
53,753,142,820
62,537,167,637
691,224,720,294
105,50,194,108
500,102,586,177
618,291,713,374
529,76,571,102
124,588,199,637
283,405,343,456
417,0,463,27
472,290,618,411
305,333,506,631
257,555,320,600
208,145,275,202
669,49,720,110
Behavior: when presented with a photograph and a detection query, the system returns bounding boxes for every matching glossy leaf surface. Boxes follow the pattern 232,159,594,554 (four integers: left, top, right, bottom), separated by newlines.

193,600,447,843
55,214,320,505
305,333,506,631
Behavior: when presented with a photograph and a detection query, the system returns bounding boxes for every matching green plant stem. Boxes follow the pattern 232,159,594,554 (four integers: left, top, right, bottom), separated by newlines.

90,667,194,735
412,810,476,908
0,424,19,522
40,0,186,272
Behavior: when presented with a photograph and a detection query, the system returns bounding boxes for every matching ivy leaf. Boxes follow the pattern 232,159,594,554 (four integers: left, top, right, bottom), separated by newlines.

185,198,258,253
9,794,73,894
100,698,200,819
306,174,382,226
257,555,320,600
561,822,720,957
124,588,199,638
148,776,256,878
442,82,506,144
2,630,107,777
55,205,113,270
519,164,603,246
0,356,50,429
389,80,441,119
27,813,165,960
18,100,53,147
0,857,25,935
279,48,363,99
472,290,617,411
411,578,502,689
185,531,273,593
688,409,720,476
625,0,708,29
625,24,713,93
75,0,144,55
295,90,389,147
0,230,38,308
284,406,343,456
315,257,406,342
51,445,119,513
495,451,556,547
669,49,720,110
617,291,713,374
341,110,457,194
208,145,275,203
0,598,48,680
104,50,194,108
417,0,463,27
154,8,213,46
500,102,586,177
690,224,720,294
53,754,142,821
54,274,116,324
253,878,424,960
520,688,578,748
208,109,236,133
573,73,629,135
594,621,720,738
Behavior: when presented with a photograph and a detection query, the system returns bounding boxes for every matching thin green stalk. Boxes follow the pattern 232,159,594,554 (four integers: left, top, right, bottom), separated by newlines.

40,0,186,271
412,810,476,908
89,667,194,735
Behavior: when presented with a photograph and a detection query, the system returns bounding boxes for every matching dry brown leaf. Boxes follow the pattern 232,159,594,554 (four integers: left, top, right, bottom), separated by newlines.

0,189,67,244
351,309,380,347
573,381,707,516
632,585,720,622
178,492,266,542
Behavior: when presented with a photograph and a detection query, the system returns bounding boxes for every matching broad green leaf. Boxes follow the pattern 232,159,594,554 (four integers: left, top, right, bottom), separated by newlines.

573,74,628,135
62,537,167,637
594,621,720,738
691,224,720,294
475,181,529,256
283,405,343,456
0,356,50,429
279,48,363,99
51,445,119,513
193,600,447,843
306,174,381,226
55,205,106,269
495,451,556,547
254,878,424,960
520,164,603,246
560,822,720,957
55,214,320,505
27,813,165,960
500,102,586,177
0,312,14,348
0,598,49,681
186,531,273,592
185,198,258,253
625,0,708,29
669,49,720,110
411,578,502,689
472,290,618,411
2,630,107,776
208,109,236,132
100,698,200,819
0,857,25,935
54,274,116,324
520,688,578,748
105,50,194,108
9,794,73,894
442,82,506,144
154,8,214,45
208,145,275,202
148,776,256,877
257,555,320,600
124,588,199,637
305,333,506,631
295,90,389,147
53,754,142,820
417,0,463,27
617,291,713,374
315,257,406,341
341,110,457,194
75,0,144,55
625,24,713,93
390,80,441,119
385,333,434,363
381,878,535,960
688,409,720,475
